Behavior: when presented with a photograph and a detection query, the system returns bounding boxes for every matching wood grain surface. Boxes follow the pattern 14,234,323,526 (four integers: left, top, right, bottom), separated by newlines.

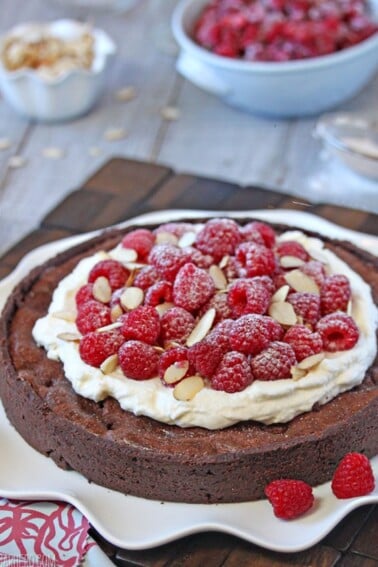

0,158,377,566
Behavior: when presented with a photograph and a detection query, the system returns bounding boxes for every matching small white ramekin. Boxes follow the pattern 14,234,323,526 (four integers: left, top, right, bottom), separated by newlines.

0,20,116,122
172,0,378,118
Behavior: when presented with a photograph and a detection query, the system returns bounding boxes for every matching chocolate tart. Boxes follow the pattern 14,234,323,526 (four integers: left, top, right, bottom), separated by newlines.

0,219,377,504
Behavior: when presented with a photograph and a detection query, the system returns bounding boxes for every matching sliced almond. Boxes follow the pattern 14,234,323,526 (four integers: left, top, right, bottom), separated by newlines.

116,247,138,263
57,332,81,342
347,300,353,316
173,376,204,401
52,310,76,322
186,308,216,347
110,304,123,322
155,231,178,246
280,255,305,269
100,354,119,374
178,231,196,248
284,269,320,295
161,106,181,121
124,261,147,271
164,360,189,385
0,138,11,150
271,284,290,303
154,345,165,353
96,321,123,333
8,155,26,168
42,146,65,159
291,366,307,381
219,255,230,269
309,248,330,263
93,276,112,304
125,269,136,287
268,301,297,326
120,287,144,310
104,127,127,141
297,352,325,370
115,85,136,102
209,264,227,290
155,301,174,316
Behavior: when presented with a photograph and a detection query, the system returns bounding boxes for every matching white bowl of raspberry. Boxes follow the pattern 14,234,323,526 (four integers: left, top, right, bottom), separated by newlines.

172,0,378,118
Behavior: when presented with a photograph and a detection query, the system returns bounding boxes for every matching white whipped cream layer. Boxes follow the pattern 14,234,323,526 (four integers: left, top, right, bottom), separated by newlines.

32,230,378,429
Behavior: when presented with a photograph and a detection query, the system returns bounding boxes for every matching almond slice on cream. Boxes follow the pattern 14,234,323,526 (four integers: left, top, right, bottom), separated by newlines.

96,321,123,333
164,361,189,384
297,352,325,370
279,255,305,268
290,366,307,381
271,284,290,303
52,310,76,322
186,308,216,347
100,354,119,374
268,301,297,326
173,376,204,401
284,269,320,295
57,332,81,342
116,247,138,263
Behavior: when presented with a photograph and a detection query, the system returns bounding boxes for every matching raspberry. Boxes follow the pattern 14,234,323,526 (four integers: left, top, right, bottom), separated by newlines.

229,314,274,355
206,318,234,352
276,241,309,262
133,265,159,290
160,307,195,344
251,341,296,380
144,281,173,306
288,292,321,326
120,305,160,344
199,292,232,323
75,283,94,308
121,229,155,260
173,262,215,312
227,278,271,317
110,287,125,310
118,340,159,380
235,242,275,278
300,261,326,288
184,247,214,269
195,218,242,262
211,351,253,393
79,329,124,367
320,274,351,315
188,339,223,378
158,346,192,383
223,256,239,280
76,300,111,334
88,259,129,291
148,244,189,282
265,479,314,520
331,453,375,499
242,221,276,248
284,325,323,361
154,222,194,238
316,312,359,352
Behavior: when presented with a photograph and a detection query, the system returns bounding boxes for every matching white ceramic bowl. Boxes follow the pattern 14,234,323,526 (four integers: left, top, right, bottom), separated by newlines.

0,20,116,122
172,0,378,118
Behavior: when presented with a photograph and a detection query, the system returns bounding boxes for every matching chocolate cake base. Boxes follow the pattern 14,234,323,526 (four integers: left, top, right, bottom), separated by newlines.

0,220,377,504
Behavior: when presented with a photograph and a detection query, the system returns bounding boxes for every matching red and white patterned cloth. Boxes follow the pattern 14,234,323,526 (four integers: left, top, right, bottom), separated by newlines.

0,499,106,567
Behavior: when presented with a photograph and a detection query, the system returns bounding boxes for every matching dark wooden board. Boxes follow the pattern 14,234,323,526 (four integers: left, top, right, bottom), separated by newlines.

0,158,377,566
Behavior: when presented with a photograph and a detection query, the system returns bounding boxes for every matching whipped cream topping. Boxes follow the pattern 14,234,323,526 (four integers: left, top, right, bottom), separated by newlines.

32,229,378,430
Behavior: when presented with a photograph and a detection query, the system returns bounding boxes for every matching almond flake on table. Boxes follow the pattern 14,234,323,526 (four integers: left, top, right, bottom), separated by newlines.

8,155,26,168
42,147,65,159
160,106,181,121
0,138,11,150
104,127,127,141
115,86,137,102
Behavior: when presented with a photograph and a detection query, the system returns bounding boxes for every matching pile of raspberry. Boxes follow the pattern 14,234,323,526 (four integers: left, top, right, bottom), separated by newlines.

75,218,360,395
193,0,377,61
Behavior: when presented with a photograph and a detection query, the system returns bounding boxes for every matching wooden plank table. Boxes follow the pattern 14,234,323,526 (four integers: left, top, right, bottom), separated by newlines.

0,157,377,566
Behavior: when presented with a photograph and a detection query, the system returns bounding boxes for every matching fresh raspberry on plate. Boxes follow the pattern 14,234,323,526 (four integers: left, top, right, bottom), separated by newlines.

288,292,321,326
242,221,276,248
284,325,323,361
75,283,94,308
320,274,351,315
118,340,159,380
133,265,160,290
227,278,271,317
229,314,273,355
76,300,111,334
251,341,296,380
316,312,359,352
211,351,253,393
276,241,309,262
144,281,173,306
195,218,242,262
173,262,215,312
120,305,160,345
79,329,124,368
265,479,314,520
121,228,155,259
331,453,375,499
188,338,223,379
148,244,189,282
160,306,195,344
88,259,129,291
235,242,276,278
